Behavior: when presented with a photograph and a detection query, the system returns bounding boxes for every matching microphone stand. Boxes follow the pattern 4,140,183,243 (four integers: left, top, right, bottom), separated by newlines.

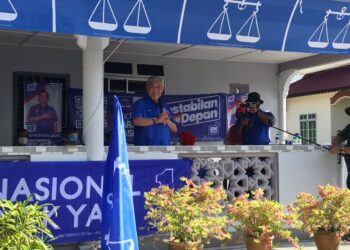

272,126,344,164
271,126,328,150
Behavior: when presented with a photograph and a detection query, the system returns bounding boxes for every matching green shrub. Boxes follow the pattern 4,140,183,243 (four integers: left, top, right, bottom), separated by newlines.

0,197,57,250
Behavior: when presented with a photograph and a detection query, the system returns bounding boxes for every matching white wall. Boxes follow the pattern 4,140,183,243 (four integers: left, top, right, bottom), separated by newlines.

0,44,82,145
286,93,333,144
0,44,280,145
278,151,339,205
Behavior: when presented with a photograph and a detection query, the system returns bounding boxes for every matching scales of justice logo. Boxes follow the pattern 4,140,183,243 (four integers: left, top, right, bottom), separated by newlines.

207,0,262,44
0,0,17,21
308,6,350,50
88,0,151,34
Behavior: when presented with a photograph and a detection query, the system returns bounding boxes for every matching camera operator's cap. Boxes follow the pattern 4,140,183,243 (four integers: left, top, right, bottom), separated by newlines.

345,106,350,116
246,92,264,104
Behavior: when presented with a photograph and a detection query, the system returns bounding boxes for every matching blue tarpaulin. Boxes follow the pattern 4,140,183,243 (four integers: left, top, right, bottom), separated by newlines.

0,159,192,243
1,0,350,54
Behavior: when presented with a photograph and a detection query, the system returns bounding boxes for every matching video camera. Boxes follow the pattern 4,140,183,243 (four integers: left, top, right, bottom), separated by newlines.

243,102,259,111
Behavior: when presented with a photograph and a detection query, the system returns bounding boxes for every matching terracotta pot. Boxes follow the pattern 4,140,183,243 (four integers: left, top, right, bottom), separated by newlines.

168,241,201,250
246,236,271,250
314,231,340,250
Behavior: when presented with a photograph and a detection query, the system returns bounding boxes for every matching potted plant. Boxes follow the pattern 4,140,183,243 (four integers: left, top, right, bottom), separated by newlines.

144,177,230,250
227,189,300,250
293,184,350,250
0,197,57,250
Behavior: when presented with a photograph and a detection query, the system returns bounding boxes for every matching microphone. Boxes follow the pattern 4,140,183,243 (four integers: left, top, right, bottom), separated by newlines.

158,99,164,114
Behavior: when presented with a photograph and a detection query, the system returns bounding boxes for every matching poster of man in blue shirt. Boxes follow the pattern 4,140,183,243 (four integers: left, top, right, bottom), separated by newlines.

27,90,58,133
132,76,177,145
225,92,275,145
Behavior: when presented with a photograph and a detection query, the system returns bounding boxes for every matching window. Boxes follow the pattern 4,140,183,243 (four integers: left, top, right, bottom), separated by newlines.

104,77,148,94
104,62,165,94
109,79,127,93
104,62,133,74
300,113,317,144
128,80,148,94
137,64,164,76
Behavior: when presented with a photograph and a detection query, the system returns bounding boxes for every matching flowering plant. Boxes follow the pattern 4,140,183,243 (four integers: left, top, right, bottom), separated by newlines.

293,184,350,237
227,189,300,249
144,177,230,248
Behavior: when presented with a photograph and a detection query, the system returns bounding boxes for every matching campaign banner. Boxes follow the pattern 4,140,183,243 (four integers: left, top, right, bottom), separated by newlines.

117,95,143,143
165,94,227,141
226,94,247,129
67,89,114,144
68,90,227,143
1,1,350,55
24,82,62,145
0,159,192,243
67,88,83,131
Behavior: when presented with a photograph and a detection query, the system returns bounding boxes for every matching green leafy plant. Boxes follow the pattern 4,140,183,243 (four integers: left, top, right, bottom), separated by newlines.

0,197,57,250
227,189,300,249
294,184,350,237
144,177,230,248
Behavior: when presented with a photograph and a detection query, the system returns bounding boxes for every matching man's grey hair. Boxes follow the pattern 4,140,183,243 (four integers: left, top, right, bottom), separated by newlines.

146,76,165,86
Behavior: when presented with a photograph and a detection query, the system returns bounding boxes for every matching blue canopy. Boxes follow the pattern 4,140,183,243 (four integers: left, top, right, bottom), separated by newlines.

1,0,350,54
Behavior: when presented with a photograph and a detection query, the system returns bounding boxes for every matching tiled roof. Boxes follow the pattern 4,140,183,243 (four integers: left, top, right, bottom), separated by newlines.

288,66,350,98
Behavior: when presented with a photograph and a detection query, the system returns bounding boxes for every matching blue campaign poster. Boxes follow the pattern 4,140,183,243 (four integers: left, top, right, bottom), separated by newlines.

165,94,227,142
24,82,62,145
67,89,113,144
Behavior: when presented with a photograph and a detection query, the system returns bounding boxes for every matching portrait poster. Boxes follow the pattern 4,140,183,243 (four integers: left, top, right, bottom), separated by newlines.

23,82,62,145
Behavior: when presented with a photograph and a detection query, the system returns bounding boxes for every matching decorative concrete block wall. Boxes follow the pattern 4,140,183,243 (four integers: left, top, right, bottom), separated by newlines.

188,154,277,199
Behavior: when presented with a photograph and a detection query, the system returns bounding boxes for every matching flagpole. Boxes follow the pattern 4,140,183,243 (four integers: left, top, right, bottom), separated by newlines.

52,0,56,32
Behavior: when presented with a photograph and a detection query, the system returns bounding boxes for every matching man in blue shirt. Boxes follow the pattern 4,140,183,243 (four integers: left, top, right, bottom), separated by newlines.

132,76,177,146
230,92,275,145
27,90,58,133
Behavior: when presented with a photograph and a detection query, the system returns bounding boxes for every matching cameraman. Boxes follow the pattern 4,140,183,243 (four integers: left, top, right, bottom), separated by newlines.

225,92,275,145
329,106,350,188
329,106,350,242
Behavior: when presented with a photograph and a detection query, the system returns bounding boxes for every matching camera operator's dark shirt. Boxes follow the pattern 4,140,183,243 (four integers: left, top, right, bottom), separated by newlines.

340,124,350,146
237,111,274,145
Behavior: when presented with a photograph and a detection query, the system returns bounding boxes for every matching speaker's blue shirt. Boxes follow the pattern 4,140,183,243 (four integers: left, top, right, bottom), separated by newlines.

132,95,174,146
238,111,274,145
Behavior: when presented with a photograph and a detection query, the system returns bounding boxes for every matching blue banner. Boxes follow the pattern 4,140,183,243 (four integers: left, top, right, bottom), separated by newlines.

166,94,227,142
1,1,350,54
117,95,141,143
67,89,113,144
68,90,227,143
0,160,192,243
67,88,83,131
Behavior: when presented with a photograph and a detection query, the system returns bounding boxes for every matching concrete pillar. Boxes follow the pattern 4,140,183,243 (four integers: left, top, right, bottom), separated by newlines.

278,69,304,142
76,36,109,160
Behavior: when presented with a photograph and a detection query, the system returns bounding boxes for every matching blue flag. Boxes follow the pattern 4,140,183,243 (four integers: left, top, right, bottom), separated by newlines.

101,96,139,250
